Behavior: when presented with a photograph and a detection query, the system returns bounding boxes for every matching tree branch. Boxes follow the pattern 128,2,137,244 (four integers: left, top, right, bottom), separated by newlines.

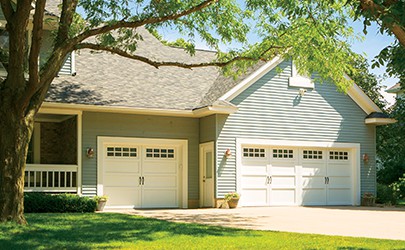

71,0,218,44
360,0,405,47
74,43,284,69
0,0,14,22
22,0,46,114
56,0,78,46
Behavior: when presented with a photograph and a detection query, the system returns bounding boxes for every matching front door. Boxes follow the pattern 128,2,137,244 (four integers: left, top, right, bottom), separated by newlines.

200,142,214,207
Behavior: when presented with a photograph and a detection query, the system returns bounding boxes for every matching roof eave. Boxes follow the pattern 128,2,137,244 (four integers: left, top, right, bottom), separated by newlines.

364,118,397,125
192,105,238,118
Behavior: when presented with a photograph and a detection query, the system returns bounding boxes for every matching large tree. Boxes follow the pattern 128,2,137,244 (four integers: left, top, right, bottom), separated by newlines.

0,0,359,224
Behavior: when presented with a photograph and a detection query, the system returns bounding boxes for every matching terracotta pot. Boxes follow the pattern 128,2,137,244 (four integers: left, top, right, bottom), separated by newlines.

361,197,375,206
228,198,239,209
96,200,107,211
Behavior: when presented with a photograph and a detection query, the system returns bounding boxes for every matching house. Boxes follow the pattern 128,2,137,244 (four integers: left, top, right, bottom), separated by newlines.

3,2,396,209
386,83,404,98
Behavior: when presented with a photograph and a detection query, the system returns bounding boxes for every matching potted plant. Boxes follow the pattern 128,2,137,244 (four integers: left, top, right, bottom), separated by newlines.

224,192,240,209
361,192,375,206
94,195,108,211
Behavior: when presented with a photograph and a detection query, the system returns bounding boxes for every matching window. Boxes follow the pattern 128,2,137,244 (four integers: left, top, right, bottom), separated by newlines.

146,148,175,158
107,147,137,158
273,149,294,159
303,150,323,159
329,151,349,160
243,148,266,158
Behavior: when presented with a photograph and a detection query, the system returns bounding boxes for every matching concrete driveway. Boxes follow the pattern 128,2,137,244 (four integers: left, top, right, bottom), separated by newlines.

106,206,405,241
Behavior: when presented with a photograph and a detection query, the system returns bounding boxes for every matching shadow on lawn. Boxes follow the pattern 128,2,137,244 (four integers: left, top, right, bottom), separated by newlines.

0,213,251,249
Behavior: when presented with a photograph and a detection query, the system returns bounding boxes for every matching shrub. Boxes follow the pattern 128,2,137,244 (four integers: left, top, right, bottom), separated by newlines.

376,183,397,205
24,193,97,213
391,174,405,200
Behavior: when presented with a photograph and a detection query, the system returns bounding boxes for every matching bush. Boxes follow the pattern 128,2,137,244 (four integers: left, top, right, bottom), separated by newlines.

391,174,405,200
376,183,397,205
24,193,97,213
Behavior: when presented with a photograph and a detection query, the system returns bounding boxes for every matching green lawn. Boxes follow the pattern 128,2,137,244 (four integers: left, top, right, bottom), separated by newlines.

0,213,404,249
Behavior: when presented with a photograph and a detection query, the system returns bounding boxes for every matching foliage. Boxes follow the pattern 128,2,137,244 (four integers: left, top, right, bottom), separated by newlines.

377,97,405,185
24,193,96,213
93,195,108,203
376,183,397,205
224,192,240,201
391,174,405,200
1,213,405,249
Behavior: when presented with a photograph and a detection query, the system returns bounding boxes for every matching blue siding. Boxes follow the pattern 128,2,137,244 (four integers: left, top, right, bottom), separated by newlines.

216,60,376,197
82,112,200,199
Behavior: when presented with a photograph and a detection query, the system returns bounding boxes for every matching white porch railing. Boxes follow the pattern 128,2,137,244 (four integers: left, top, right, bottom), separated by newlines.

24,164,78,192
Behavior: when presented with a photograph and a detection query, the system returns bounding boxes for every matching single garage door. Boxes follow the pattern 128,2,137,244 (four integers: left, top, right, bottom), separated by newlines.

99,138,184,208
240,146,353,206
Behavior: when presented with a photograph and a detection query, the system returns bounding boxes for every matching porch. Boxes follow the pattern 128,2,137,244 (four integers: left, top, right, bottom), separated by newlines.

24,108,82,193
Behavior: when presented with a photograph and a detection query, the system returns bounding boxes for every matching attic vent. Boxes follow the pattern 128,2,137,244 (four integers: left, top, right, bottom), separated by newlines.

59,52,76,75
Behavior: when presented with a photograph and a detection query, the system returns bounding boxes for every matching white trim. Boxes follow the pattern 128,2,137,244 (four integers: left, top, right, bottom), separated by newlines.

219,57,284,101
41,102,235,118
365,118,397,125
199,141,215,208
97,136,188,208
236,138,361,206
344,74,382,114
77,112,82,195
38,107,82,115
71,51,76,75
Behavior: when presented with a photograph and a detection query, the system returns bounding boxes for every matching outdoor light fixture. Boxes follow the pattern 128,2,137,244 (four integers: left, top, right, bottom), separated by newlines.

298,88,307,96
363,153,369,163
86,148,95,158
225,149,232,158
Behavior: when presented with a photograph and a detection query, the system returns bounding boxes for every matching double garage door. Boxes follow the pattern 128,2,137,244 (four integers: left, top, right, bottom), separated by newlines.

98,138,185,208
240,146,354,206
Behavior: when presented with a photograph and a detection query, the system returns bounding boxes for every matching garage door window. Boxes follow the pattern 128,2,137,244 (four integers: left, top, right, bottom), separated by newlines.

329,151,349,160
303,150,323,159
107,147,137,157
243,148,265,158
272,149,293,159
146,148,175,158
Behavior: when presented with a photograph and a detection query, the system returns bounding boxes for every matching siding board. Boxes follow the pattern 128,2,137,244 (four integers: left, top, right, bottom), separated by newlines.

216,60,376,197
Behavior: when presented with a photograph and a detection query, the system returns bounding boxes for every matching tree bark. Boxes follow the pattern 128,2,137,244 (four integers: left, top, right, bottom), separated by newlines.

0,83,35,225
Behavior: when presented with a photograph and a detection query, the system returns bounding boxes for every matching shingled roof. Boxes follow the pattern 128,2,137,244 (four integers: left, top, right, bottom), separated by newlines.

45,27,251,111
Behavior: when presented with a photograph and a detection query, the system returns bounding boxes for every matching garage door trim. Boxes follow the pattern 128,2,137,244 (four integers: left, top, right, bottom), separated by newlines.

236,138,361,206
97,136,188,208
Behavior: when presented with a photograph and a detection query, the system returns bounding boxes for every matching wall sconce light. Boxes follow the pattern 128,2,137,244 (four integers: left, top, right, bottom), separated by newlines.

225,149,232,158
363,153,369,163
86,148,95,158
298,88,307,96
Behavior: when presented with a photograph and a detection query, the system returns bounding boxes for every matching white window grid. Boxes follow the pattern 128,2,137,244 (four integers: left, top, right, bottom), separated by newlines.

329,151,349,160
303,150,323,160
273,149,294,159
146,148,175,158
107,147,137,158
243,148,266,158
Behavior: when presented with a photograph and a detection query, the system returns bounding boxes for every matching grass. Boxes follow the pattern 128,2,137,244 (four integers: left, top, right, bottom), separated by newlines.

0,213,404,249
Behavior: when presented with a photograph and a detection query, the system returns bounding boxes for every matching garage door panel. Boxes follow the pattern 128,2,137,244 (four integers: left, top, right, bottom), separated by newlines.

327,164,351,176
272,176,296,187
104,187,140,207
301,164,326,176
327,189,352,205
271,189,296,205
242,175,267,188
143,175,177,188
104,174,139,187
142,189,177,208
302,176,325,188
302,189,327,205
328,177,351,188
240,189,269,206
241,164,268,174
143,161,177,174
104,161,141,174
270,165,295,175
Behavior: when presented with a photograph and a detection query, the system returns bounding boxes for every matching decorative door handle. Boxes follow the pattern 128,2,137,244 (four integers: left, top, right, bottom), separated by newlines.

327,177,330,184
142,176,145,185
325,177,327,184
139,176,142,185
265,176,269,184
269,176,272,184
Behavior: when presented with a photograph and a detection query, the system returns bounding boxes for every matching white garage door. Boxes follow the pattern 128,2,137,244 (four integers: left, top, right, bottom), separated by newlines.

99,138,184,208
240,146,353,206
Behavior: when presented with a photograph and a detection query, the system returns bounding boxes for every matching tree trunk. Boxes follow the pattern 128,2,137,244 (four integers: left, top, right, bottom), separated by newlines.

0,103,35,225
